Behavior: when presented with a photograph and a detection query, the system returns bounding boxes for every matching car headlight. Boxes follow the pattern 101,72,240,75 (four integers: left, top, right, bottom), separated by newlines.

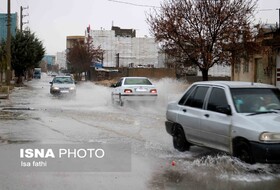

259,132,280,142
52,86,59,90
69,87,76,91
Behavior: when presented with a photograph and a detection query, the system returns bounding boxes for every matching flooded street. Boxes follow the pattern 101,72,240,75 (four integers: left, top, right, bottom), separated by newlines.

1,74,280,190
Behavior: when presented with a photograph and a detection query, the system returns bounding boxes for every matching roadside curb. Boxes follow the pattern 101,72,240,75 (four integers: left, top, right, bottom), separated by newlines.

0,86,10,99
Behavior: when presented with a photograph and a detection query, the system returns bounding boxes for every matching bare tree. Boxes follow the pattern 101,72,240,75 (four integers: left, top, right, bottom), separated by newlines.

67,40,104,80
147,0,258,80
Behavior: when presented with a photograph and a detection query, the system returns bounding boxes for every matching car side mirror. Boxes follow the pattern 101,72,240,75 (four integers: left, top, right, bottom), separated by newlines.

110,83,117,88
216,105,232,115
49,82,53,85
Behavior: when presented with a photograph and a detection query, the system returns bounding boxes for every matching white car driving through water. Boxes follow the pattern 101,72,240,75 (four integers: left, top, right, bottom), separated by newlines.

111,77,158,106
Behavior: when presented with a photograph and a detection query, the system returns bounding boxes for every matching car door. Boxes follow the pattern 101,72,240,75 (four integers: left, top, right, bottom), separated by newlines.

177,85,210,145
200,87,232,152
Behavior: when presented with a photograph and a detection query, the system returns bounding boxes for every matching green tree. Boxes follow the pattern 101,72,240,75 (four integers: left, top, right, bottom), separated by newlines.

147,0,258,81
67,39,104,81
10,30,45,84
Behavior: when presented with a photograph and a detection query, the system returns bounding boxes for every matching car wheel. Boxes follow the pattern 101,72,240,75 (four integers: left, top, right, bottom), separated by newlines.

172,125,190,152
234,140,255,164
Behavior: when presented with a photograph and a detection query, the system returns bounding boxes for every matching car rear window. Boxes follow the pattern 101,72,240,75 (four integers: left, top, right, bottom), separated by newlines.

124,78,152,85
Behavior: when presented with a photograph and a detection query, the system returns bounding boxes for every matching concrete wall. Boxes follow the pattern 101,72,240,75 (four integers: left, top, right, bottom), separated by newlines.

91,67,176,81
184,76,231,83
232,58,255,82
90,30,160,68
127,68,175,78
277,54,280,88
197,64,231,77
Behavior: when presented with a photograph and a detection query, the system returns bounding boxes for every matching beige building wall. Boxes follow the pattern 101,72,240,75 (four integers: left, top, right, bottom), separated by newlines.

233,53,277,86
233,57,256,82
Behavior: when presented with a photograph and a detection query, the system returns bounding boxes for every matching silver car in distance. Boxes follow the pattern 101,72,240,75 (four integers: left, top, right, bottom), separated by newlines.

49,76,76,96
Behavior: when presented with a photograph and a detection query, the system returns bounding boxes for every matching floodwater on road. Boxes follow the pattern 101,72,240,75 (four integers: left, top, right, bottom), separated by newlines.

0,74,280,190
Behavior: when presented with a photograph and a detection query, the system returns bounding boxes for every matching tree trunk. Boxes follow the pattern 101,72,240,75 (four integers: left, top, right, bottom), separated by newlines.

201,68,209,81
16,76,23,85
15,70,24,85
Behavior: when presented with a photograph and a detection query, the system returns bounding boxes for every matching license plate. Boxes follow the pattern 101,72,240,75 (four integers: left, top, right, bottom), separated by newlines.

61,90,69,93
136,87,147,92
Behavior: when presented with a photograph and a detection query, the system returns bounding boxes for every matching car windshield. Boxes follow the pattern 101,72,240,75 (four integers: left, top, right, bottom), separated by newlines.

53,77,74,84
231,88,280,113
124,78,152,85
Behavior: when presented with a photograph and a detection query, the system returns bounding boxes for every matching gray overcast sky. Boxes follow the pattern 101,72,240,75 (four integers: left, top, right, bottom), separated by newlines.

0,0,279,55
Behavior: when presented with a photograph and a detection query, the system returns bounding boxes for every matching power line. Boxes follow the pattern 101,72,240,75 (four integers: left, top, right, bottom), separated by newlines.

259,9,275,11
258,8,280,27
259,8,278,11
107,0,160,8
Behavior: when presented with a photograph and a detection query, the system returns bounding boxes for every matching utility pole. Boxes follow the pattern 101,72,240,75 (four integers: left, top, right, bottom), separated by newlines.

20,6,29,31
6,0,11,85
116,53,120,68
278,8,280,28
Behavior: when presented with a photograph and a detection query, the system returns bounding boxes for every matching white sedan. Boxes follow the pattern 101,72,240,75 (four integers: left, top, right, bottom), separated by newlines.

111,77,158,106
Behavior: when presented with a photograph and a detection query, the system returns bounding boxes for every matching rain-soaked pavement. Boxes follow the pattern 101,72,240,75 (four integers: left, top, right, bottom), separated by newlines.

0,74,280,190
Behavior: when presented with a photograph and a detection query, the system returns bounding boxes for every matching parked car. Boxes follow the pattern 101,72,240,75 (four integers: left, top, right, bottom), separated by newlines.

165,81,280,164
49,76,76,96
111,77,158,106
